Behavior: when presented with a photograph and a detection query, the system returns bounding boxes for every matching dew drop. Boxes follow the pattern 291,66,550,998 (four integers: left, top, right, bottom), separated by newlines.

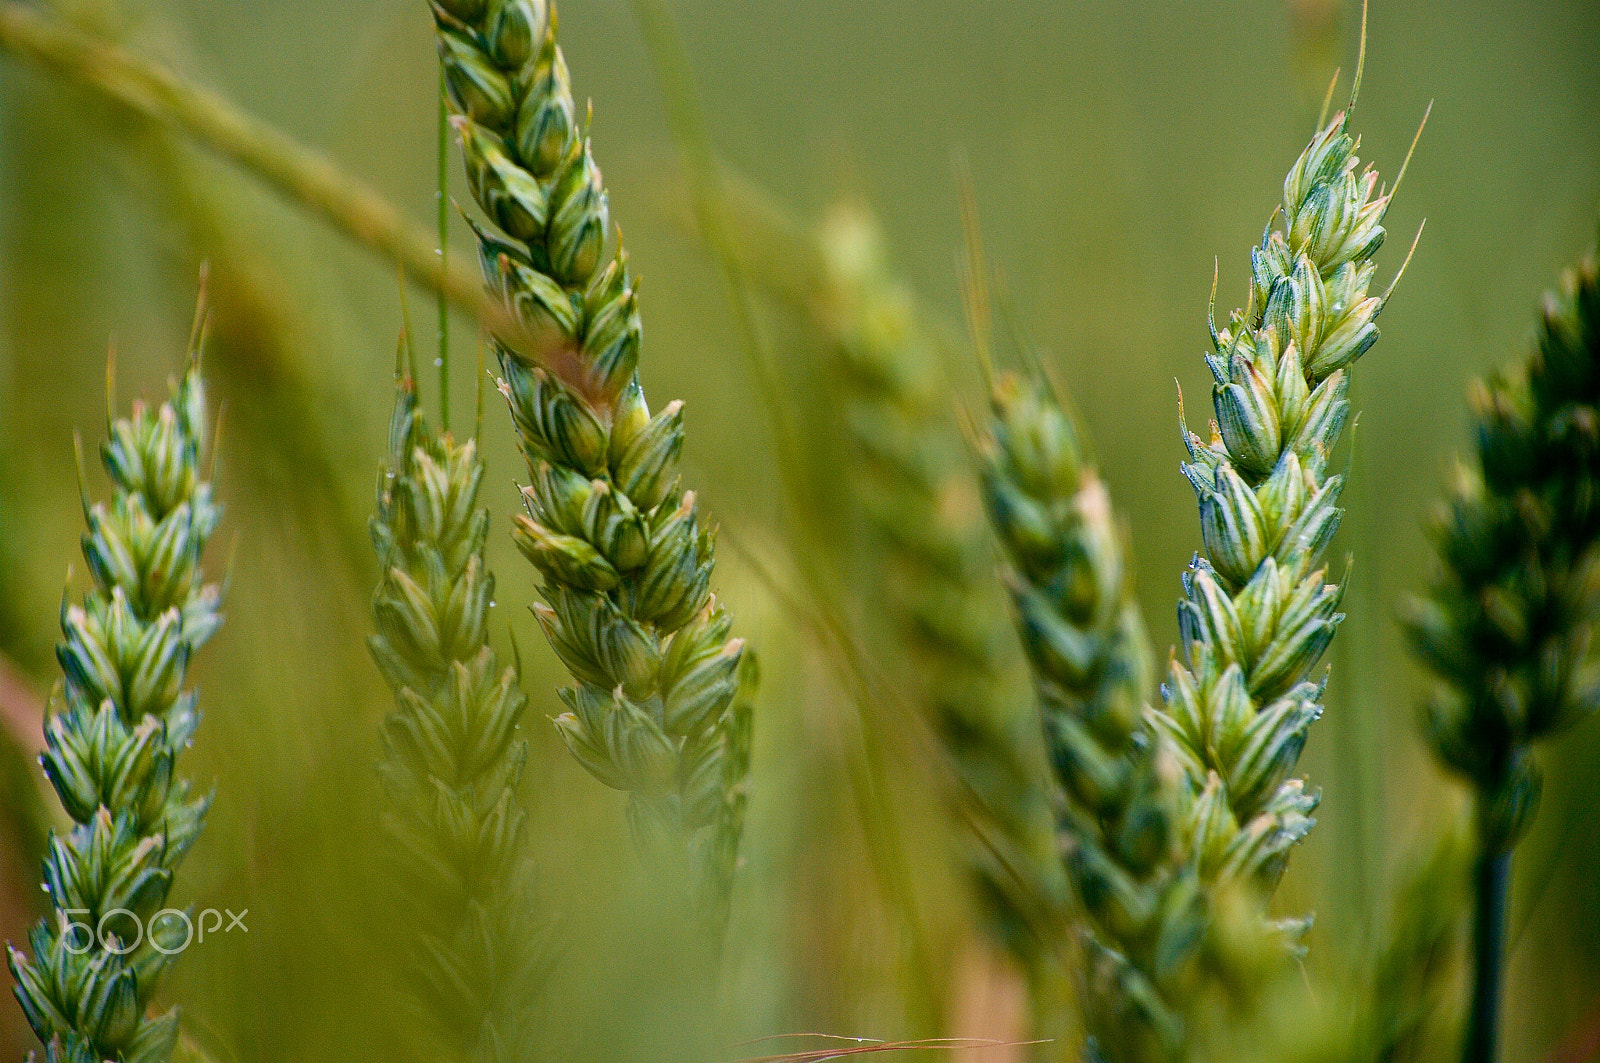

434,358,444,367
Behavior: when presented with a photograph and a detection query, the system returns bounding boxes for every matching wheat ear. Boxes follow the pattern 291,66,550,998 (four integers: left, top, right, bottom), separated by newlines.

980,366,1198,1063
1404,246,1600,1063
1153,94,1414,946
8,292,223,1063
814,207,1058,953
429,0,752,917
369,371,549,1061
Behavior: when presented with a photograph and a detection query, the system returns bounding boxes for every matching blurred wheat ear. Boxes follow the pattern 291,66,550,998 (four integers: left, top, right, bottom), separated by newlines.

969,257,1197,1059
0,1,566,380
727,188,1063,970
367,369,554,1062
430,0,753,931
8,285,223,1063
1404,241,1600,1063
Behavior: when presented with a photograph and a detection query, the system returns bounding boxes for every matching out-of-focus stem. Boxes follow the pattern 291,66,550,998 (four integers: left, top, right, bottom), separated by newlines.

435,71,450,431
0,1,587,391
1465,847,1509,1063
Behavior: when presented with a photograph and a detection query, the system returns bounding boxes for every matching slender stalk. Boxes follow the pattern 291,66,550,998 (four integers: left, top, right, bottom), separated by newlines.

1334,379,1378,937
623,0,806,493
0,0,586,392
437,72,451,431
1465,849,1509,1063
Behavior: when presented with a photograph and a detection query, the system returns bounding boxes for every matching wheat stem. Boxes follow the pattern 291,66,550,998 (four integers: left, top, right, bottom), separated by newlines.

1465,849,1508,1063
626,0,811,506
0,1,581,392
438,74,453,431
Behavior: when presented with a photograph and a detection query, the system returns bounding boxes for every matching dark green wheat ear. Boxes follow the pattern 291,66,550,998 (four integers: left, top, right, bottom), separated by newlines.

9,284,223,1063
1407,246,1600,849
1404,243,1600,1063
428,0,753,921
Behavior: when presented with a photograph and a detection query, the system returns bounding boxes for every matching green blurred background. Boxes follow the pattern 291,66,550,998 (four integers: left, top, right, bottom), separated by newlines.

0,0,1596,1060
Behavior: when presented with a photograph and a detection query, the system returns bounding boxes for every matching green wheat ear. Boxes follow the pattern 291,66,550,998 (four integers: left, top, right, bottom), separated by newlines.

1153,87,1417,969
8,289,223,1063
979,363,1200,1063
812,205,1059,957
429,0,753,920
1407,247,1600,852
1404,244,1600,1063
368,370,551,1062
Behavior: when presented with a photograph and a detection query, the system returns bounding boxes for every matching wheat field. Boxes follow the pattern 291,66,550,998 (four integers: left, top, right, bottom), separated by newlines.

0,1,1596,1062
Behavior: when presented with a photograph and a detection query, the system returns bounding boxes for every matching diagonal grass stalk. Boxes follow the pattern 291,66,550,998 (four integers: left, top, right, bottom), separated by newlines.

0,1,582,392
